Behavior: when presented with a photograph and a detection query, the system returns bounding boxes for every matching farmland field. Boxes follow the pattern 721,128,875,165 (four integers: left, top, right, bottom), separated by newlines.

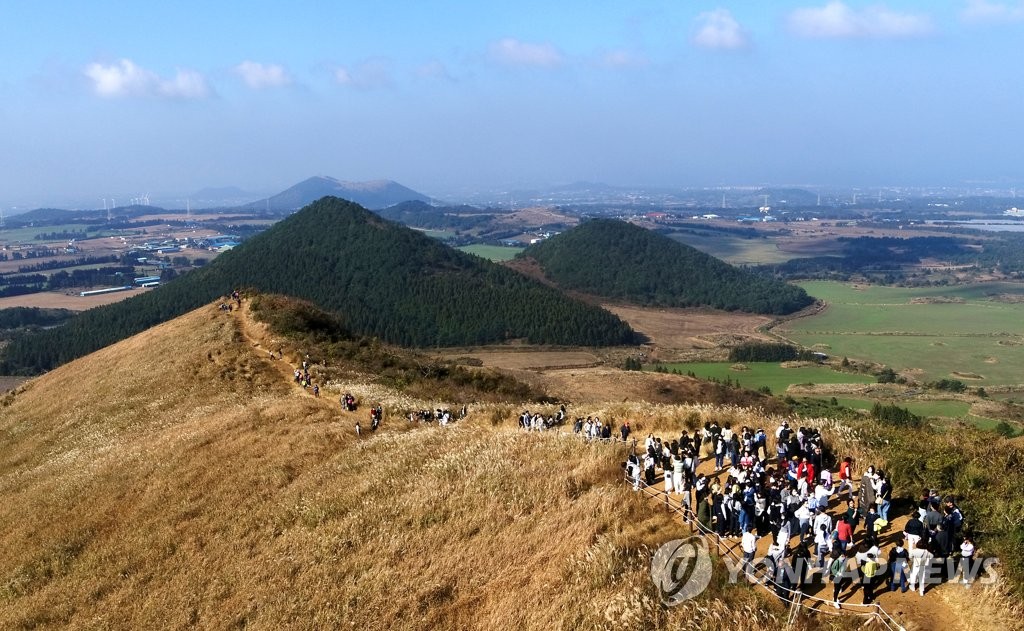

0,288,149,311
457,244,523,261
828,397,972,418
648,361,874,393
666,230,776,264
778,281,1024,385
648,362,978,419
666,231,800,265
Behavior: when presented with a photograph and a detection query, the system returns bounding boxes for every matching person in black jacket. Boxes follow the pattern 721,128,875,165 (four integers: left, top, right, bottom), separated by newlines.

904,514,925,550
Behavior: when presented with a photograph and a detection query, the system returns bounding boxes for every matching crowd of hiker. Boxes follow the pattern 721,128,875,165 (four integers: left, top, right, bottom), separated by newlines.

407,406,467,425
621,419,984,609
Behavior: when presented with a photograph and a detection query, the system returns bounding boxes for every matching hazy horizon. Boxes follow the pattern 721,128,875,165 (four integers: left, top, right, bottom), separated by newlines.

2,1,1022,208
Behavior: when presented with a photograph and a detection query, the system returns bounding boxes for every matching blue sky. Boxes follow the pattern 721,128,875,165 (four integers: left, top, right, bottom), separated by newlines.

1,1,1022,206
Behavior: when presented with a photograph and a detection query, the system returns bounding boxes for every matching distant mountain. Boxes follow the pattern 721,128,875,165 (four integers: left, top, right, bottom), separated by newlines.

5,205,162,227
246,176,430,211
4,208,82,224
519,219,814,315
1,197,635,373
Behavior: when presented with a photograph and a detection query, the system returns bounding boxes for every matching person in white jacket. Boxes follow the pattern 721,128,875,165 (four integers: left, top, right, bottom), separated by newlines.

908,545,935,596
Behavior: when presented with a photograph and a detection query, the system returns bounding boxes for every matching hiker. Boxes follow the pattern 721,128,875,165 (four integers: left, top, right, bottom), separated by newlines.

858,466,877,520
875,471,892,521
864,505,880,547
837,457,854,499
829,548,857,609
860,550,880,604
620,421,631,442
741,527,757,573
908,542,935,596
355,421,361,437
888,539,910,593
904,512,925,551
954,535,976,587
626,454,641,491
836,515,853,553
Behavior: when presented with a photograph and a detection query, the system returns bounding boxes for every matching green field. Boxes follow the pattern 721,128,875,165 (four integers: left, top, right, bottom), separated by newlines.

651,361,874,394
457,244,524,262
651,362,978,420
0,224,96,243
828,397,971,418
780,281,1024,385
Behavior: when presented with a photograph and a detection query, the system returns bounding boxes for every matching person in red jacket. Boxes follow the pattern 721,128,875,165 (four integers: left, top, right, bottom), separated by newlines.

836,515,853,553
796,457,816,485
837,457,854,499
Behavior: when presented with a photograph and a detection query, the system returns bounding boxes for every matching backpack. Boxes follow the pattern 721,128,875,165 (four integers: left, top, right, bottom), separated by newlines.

863,560,878,578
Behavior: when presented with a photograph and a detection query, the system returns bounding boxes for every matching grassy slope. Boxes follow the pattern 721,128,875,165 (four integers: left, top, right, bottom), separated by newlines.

0,304,782,630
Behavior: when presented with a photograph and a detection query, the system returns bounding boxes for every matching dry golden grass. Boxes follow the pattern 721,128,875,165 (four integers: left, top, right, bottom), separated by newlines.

0,302,1016,630
0,304,792,630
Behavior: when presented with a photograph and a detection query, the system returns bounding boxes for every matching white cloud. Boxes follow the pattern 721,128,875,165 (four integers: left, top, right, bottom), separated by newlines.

333,59,391,89
234,60,292,89
159,69,209,99
693,9,751,50
84,59,211,99
488,37,564,67
788,2,934,39
961,0,1024,23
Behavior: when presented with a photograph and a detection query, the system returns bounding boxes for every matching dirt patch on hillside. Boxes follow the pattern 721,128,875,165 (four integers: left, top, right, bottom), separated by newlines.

602,304,772,351
533,366,785,412
503,256,557,287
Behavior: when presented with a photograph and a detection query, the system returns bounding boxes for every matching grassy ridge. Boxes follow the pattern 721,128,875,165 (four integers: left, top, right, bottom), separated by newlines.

0,303,788,630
